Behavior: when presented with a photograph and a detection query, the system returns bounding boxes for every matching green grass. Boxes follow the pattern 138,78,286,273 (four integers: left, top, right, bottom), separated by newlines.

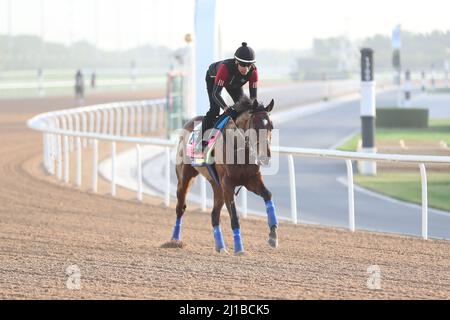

337,118,450,151
338,134,360,151
355,172,450,212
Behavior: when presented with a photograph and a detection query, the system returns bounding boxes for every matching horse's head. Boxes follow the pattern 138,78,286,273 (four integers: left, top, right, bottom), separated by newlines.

235,98,274,166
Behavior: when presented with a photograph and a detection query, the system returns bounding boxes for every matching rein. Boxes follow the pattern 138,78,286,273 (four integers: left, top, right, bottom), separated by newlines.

231,112,262,165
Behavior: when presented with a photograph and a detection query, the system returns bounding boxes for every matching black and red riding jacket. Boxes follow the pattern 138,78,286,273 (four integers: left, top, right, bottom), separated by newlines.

206,58,258,110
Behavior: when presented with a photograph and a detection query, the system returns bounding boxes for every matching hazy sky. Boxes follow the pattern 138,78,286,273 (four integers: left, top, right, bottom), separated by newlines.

1,0,450,52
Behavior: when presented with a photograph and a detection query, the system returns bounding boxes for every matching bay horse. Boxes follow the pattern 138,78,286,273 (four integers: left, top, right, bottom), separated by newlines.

168,97,278,255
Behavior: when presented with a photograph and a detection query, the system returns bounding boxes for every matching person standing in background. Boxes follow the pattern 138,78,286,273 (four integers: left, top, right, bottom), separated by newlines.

90,71,96,89
75,69,85,105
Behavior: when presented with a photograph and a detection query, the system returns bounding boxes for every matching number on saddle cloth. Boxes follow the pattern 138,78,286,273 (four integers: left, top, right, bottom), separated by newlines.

187,114,231,167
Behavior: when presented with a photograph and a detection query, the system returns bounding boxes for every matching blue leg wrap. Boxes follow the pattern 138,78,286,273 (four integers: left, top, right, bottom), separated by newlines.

171,218,182,241
233,228,244,253
213,226,226,251
265,200,278,228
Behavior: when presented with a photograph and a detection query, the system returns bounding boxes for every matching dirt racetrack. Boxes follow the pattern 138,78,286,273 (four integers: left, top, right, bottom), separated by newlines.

1,90,450,300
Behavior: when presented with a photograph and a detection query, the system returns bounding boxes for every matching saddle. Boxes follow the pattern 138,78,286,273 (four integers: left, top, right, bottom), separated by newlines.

186,114,231,167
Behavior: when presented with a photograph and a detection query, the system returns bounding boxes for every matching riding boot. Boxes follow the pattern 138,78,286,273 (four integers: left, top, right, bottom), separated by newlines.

193,118,209,158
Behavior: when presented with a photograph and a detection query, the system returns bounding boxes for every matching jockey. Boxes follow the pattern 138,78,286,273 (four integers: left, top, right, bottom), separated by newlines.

201,42,259,142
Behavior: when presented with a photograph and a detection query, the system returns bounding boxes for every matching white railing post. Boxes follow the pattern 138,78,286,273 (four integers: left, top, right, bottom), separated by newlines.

92,139,98,193
43,132,48,173
130,105,136,136
88,111,95,145
137,104,143,135
115,107,122,136
76,137,82,187
95,110,101,134
103,109,109,134
164,147,170,207
50,132,56,175
60,115,67,134
419,163,428,240
123,106,129,136
47,122,53,174
61,114,71,158
49,119,57,175
156,104,161,131
75,113,80,132
57,134,62,180
151,104,157,132
288,155,298,224
143,103,149,133
68,114,74,151
63,135,70,183
200,175,207,212
241,187,248,218
49,132,55,172
109,108,115,135
42,120,50,172
74,113,81,153
136,144,143,202
158,104,164,131
111,141,116,196
346,159,356,232
82,112,87,148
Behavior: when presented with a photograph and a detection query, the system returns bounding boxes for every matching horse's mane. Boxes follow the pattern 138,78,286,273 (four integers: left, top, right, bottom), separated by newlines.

234,96,265,114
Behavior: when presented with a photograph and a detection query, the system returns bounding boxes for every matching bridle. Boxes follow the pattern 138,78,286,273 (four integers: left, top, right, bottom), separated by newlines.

232,110,272,165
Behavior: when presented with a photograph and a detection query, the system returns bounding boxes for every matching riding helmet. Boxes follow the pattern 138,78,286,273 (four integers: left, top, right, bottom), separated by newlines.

234,42,256,64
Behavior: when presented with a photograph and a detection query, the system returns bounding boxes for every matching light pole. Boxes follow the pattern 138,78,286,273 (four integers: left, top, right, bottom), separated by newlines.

404,70,412,107
421,70,426,92
194,0,218,116
359,48,377,175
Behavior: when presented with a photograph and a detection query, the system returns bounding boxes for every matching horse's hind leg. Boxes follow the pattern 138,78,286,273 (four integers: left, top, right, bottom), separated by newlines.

210,184,226,253
245,176,278,248
170,164,198,243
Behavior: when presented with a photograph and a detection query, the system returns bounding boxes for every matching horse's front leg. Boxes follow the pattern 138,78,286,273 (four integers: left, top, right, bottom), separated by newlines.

211,184,227,253
223,178,245,255
246,177,278,248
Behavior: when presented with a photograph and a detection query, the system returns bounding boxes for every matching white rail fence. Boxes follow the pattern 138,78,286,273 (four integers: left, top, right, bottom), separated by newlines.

27,99,450,240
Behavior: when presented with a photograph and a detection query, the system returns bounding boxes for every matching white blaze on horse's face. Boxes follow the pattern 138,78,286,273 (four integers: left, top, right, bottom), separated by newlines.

252,112,273,166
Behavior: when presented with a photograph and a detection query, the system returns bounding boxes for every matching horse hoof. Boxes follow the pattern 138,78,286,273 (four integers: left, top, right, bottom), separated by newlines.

216,248,229,254
268,237,278,248
234,250,246,256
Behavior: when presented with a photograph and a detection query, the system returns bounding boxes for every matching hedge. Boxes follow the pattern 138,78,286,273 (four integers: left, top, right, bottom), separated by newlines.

376,108,428,128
